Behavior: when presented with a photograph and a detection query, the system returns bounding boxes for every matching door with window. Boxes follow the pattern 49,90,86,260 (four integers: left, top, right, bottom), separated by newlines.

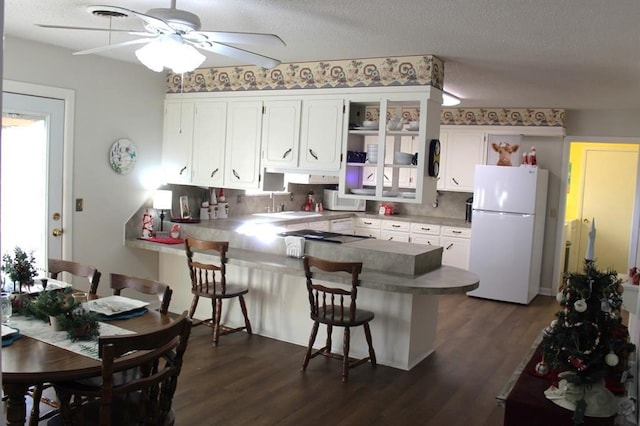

2,91,65,279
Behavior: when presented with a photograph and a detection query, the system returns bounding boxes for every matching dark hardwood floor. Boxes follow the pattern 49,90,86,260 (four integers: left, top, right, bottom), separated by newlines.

171,293,560,426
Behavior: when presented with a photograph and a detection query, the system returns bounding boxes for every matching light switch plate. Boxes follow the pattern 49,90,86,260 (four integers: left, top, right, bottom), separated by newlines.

75,198,83,212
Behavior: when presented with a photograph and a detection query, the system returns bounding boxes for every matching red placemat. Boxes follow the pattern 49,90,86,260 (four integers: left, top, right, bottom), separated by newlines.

138,237,184,245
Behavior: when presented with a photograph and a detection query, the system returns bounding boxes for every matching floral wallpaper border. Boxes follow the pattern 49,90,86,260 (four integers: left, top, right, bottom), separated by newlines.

167,55,444,93
441,108,565,127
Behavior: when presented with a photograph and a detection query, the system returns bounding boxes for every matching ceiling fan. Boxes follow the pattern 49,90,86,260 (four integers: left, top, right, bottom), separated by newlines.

37,1,286,72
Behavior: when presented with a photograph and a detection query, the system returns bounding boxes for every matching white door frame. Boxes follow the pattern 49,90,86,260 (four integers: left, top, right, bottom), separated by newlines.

553,136,640,294
3,80,75,261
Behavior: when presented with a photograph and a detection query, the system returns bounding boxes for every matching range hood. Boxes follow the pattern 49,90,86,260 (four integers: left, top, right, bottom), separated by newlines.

283,172,338,185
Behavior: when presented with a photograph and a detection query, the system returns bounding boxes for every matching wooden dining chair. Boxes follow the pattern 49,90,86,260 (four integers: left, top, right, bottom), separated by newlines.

28,259,102,425
110,273,173,315
48,312,192,426
48,258,102,295
301,255,376,382
184,237,252,346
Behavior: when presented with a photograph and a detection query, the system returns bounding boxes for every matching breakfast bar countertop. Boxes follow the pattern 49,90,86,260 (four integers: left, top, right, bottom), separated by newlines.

126,236,478,296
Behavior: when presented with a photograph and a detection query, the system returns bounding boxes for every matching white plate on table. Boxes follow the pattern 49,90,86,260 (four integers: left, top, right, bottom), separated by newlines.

351,188,375,196
2,324,18,337
85,295,149,317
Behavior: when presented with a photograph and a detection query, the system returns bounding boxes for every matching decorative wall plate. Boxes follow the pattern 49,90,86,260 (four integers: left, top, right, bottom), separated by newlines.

109,138,137,174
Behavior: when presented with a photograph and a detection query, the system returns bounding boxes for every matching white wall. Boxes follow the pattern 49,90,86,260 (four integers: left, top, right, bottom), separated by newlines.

3,36,166,294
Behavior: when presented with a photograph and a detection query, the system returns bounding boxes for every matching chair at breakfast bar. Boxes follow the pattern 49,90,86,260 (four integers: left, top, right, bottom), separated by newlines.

184,237,252,346
301,255,376,382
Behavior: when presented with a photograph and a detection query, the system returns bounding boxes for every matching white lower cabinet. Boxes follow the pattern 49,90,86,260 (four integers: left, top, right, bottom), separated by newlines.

354,217,381,239
440,226,472,269
380,220,410,242
410,222,441,247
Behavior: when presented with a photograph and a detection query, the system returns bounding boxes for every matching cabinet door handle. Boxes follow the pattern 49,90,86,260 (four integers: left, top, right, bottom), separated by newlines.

179,166,187,175
452,177,459,185
384,174,390,181
210,168,219,178
445,243,454,250
427,241,432,245
388,236,393,240
309,149,318,160
367,173,374,179
363,221,372,225
282,148,292,159
392,224,400,228
452,230,462,234
232,169,240,180
421,227,431,231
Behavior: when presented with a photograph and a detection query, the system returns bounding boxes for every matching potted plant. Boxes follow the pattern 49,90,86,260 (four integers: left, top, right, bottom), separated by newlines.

59,310,100,341
2,247,38,293
28,288,77,329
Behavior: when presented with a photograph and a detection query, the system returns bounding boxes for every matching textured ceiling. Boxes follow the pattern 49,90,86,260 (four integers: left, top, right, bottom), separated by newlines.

5,0,640,109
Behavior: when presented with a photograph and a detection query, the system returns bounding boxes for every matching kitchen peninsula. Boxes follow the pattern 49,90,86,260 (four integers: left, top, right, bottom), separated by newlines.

125,211,478,370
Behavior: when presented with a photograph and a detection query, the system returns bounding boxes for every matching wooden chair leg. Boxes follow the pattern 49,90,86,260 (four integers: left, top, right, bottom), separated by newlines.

342,327,351,382
28,385,43,426
238,295,252,335
212,298,222,346
302,321,320,371
188,295,199,319
325,324,333,355
363,322,377,367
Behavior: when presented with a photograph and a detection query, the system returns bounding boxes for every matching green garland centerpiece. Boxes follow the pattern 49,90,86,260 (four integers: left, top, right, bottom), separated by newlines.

1,247,38,293
27,288,100,341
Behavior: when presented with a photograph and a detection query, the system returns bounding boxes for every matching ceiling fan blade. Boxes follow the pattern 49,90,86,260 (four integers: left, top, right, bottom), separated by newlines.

194,41,281,69
73,38,152,56
36,24,137,32
186,31,286,47
88,5,175,34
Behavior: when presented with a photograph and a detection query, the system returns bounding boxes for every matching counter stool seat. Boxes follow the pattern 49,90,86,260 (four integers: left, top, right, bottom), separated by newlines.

301,255,376,382
184,238,252,346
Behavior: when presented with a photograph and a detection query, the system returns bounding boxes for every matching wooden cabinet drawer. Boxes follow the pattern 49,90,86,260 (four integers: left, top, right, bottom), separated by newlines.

410,222,441,235
354,217,381,229
381,220,410,232
441,226,471,238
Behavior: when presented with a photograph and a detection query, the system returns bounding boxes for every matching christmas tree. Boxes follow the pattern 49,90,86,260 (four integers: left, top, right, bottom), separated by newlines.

539,221,635,424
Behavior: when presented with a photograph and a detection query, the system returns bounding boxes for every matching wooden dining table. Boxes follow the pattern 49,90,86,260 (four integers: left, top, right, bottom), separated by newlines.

2,305,175,426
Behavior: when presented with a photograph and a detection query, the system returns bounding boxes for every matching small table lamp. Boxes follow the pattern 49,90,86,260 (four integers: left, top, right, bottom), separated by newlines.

153,190,173,233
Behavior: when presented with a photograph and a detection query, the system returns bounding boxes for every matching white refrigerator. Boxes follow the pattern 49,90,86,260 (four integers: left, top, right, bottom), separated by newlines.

467,165,549,304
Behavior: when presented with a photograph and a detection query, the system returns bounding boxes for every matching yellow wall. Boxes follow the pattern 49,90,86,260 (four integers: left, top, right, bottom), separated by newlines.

565,142,638,220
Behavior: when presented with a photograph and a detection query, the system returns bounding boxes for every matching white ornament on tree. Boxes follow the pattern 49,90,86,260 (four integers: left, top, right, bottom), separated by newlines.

556,292,564,304
574,299,588,312
605,352,619,367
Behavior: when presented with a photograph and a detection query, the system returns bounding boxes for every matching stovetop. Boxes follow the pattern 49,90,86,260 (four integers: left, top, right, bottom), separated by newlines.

278,229,371,244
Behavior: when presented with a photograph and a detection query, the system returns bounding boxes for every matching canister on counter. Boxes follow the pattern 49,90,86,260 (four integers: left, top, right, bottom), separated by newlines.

218,202,229,218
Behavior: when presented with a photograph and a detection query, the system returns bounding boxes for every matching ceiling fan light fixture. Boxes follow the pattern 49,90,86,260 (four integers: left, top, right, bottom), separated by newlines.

135,34,205,73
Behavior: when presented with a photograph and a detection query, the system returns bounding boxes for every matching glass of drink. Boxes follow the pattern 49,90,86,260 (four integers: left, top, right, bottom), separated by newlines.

1,293,13,324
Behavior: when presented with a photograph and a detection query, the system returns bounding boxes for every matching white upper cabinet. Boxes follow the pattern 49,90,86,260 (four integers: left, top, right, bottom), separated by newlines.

299,99,344,171
438,129,486,192
261,100,301,169
191,101,227,187
225,100,264,189
340,90,440,204
162,100,194,184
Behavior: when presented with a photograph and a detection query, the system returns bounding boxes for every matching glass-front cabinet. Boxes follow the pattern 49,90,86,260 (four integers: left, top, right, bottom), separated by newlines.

339,89,440,204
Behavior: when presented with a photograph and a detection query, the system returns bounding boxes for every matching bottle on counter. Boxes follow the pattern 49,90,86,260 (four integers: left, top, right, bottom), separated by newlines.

218,188,226,203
